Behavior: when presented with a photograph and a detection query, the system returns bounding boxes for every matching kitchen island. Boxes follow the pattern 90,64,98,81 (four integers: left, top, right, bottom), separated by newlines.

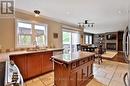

52,51,95,86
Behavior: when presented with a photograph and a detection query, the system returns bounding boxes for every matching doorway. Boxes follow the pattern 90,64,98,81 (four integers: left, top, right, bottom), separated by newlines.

62,30,80,53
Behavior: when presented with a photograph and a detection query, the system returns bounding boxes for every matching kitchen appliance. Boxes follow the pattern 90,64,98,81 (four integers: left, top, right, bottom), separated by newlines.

123,25,130,86
4,60,24,86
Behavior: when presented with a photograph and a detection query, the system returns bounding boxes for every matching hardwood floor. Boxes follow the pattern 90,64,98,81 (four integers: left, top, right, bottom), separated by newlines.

103,52,126,63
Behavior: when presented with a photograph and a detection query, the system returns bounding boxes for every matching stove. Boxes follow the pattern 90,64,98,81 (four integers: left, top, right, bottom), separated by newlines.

4,61,24,86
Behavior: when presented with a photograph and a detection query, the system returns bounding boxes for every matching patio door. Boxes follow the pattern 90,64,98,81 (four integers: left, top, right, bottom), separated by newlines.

62,30,80,53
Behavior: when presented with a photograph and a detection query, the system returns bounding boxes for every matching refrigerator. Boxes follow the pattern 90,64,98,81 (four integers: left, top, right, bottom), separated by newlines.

123,24,130,85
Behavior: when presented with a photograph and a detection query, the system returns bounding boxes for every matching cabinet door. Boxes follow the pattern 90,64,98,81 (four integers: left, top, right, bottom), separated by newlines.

77,69,83,86
70,72,77,86
88,61,93,77
42,51,53,73
82,64,88,81
27,53,42,78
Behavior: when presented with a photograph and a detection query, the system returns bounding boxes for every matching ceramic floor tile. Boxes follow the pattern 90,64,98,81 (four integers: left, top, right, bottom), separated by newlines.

40,76,54,85
87,78,106,86
109,79,125,86
105,73,113,79
26,78,45,86
94,69,107,78
47,83,54,86
94,76,111,86
25,80,33,85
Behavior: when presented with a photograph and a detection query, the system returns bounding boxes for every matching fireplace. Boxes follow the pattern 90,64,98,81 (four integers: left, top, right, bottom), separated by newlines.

106,43,116,50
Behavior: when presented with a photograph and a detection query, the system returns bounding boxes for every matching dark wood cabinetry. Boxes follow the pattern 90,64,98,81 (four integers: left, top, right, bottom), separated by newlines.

94,31,124,51
118,31,124,51
42,52,53,73
10,51,53,80
27,53,43,78
53,55,94,86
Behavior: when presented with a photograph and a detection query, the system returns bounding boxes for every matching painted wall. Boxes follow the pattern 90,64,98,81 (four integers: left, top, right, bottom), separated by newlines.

0,11,79,50
0,18,15,49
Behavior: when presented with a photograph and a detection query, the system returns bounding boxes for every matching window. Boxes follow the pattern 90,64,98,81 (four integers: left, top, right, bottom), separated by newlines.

17,22,32,47
35,25,47,47
16,20,47,47
85,34,93,44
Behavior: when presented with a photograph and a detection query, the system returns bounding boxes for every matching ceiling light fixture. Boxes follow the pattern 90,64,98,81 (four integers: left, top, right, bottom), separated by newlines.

34,10,40,17
78,20,94,28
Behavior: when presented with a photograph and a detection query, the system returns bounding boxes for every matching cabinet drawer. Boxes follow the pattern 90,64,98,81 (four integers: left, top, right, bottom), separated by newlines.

79,59,86,65
71,62,77,69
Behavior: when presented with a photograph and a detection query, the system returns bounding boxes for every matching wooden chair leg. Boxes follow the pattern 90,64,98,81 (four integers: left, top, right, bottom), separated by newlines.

98,56,100,64
101,56,103,63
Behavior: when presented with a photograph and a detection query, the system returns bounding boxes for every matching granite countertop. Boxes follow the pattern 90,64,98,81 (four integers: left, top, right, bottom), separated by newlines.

9,48,64,56
52,51,95,64
0,48,63,62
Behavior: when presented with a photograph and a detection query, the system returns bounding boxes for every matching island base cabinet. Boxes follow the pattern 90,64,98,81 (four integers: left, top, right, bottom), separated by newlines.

54,56,94,86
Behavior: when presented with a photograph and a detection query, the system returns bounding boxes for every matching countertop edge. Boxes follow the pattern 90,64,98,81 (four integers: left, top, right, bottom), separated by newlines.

9,48,64,56
52,52,95,64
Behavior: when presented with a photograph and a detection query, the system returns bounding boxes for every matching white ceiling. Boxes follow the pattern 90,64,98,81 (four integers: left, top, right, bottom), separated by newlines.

15,0,129,34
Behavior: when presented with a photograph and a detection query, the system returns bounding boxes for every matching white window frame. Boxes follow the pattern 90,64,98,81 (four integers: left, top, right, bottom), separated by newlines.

15,19,48,48
85,34,93,44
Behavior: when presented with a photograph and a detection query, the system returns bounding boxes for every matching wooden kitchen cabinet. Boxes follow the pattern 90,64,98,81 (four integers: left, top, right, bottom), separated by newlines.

27,53,42,78
77,69,83,86
70,71,77,86
10,51,53,80
42,51,53,73
53,52,95,86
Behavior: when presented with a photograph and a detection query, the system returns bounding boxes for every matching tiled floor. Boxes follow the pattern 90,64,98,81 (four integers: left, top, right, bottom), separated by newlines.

25,60,128,86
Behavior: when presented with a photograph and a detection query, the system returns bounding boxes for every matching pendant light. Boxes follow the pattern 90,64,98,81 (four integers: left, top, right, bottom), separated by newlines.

34,10,40,17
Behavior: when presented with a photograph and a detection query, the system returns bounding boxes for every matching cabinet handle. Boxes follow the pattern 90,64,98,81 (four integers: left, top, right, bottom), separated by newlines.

52,59,67,68
54,60,63,65
51,59,63,65
123,72,128,86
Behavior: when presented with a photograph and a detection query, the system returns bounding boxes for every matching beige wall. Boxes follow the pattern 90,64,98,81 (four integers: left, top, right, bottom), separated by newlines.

0,11,80,50
0,18,15,49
